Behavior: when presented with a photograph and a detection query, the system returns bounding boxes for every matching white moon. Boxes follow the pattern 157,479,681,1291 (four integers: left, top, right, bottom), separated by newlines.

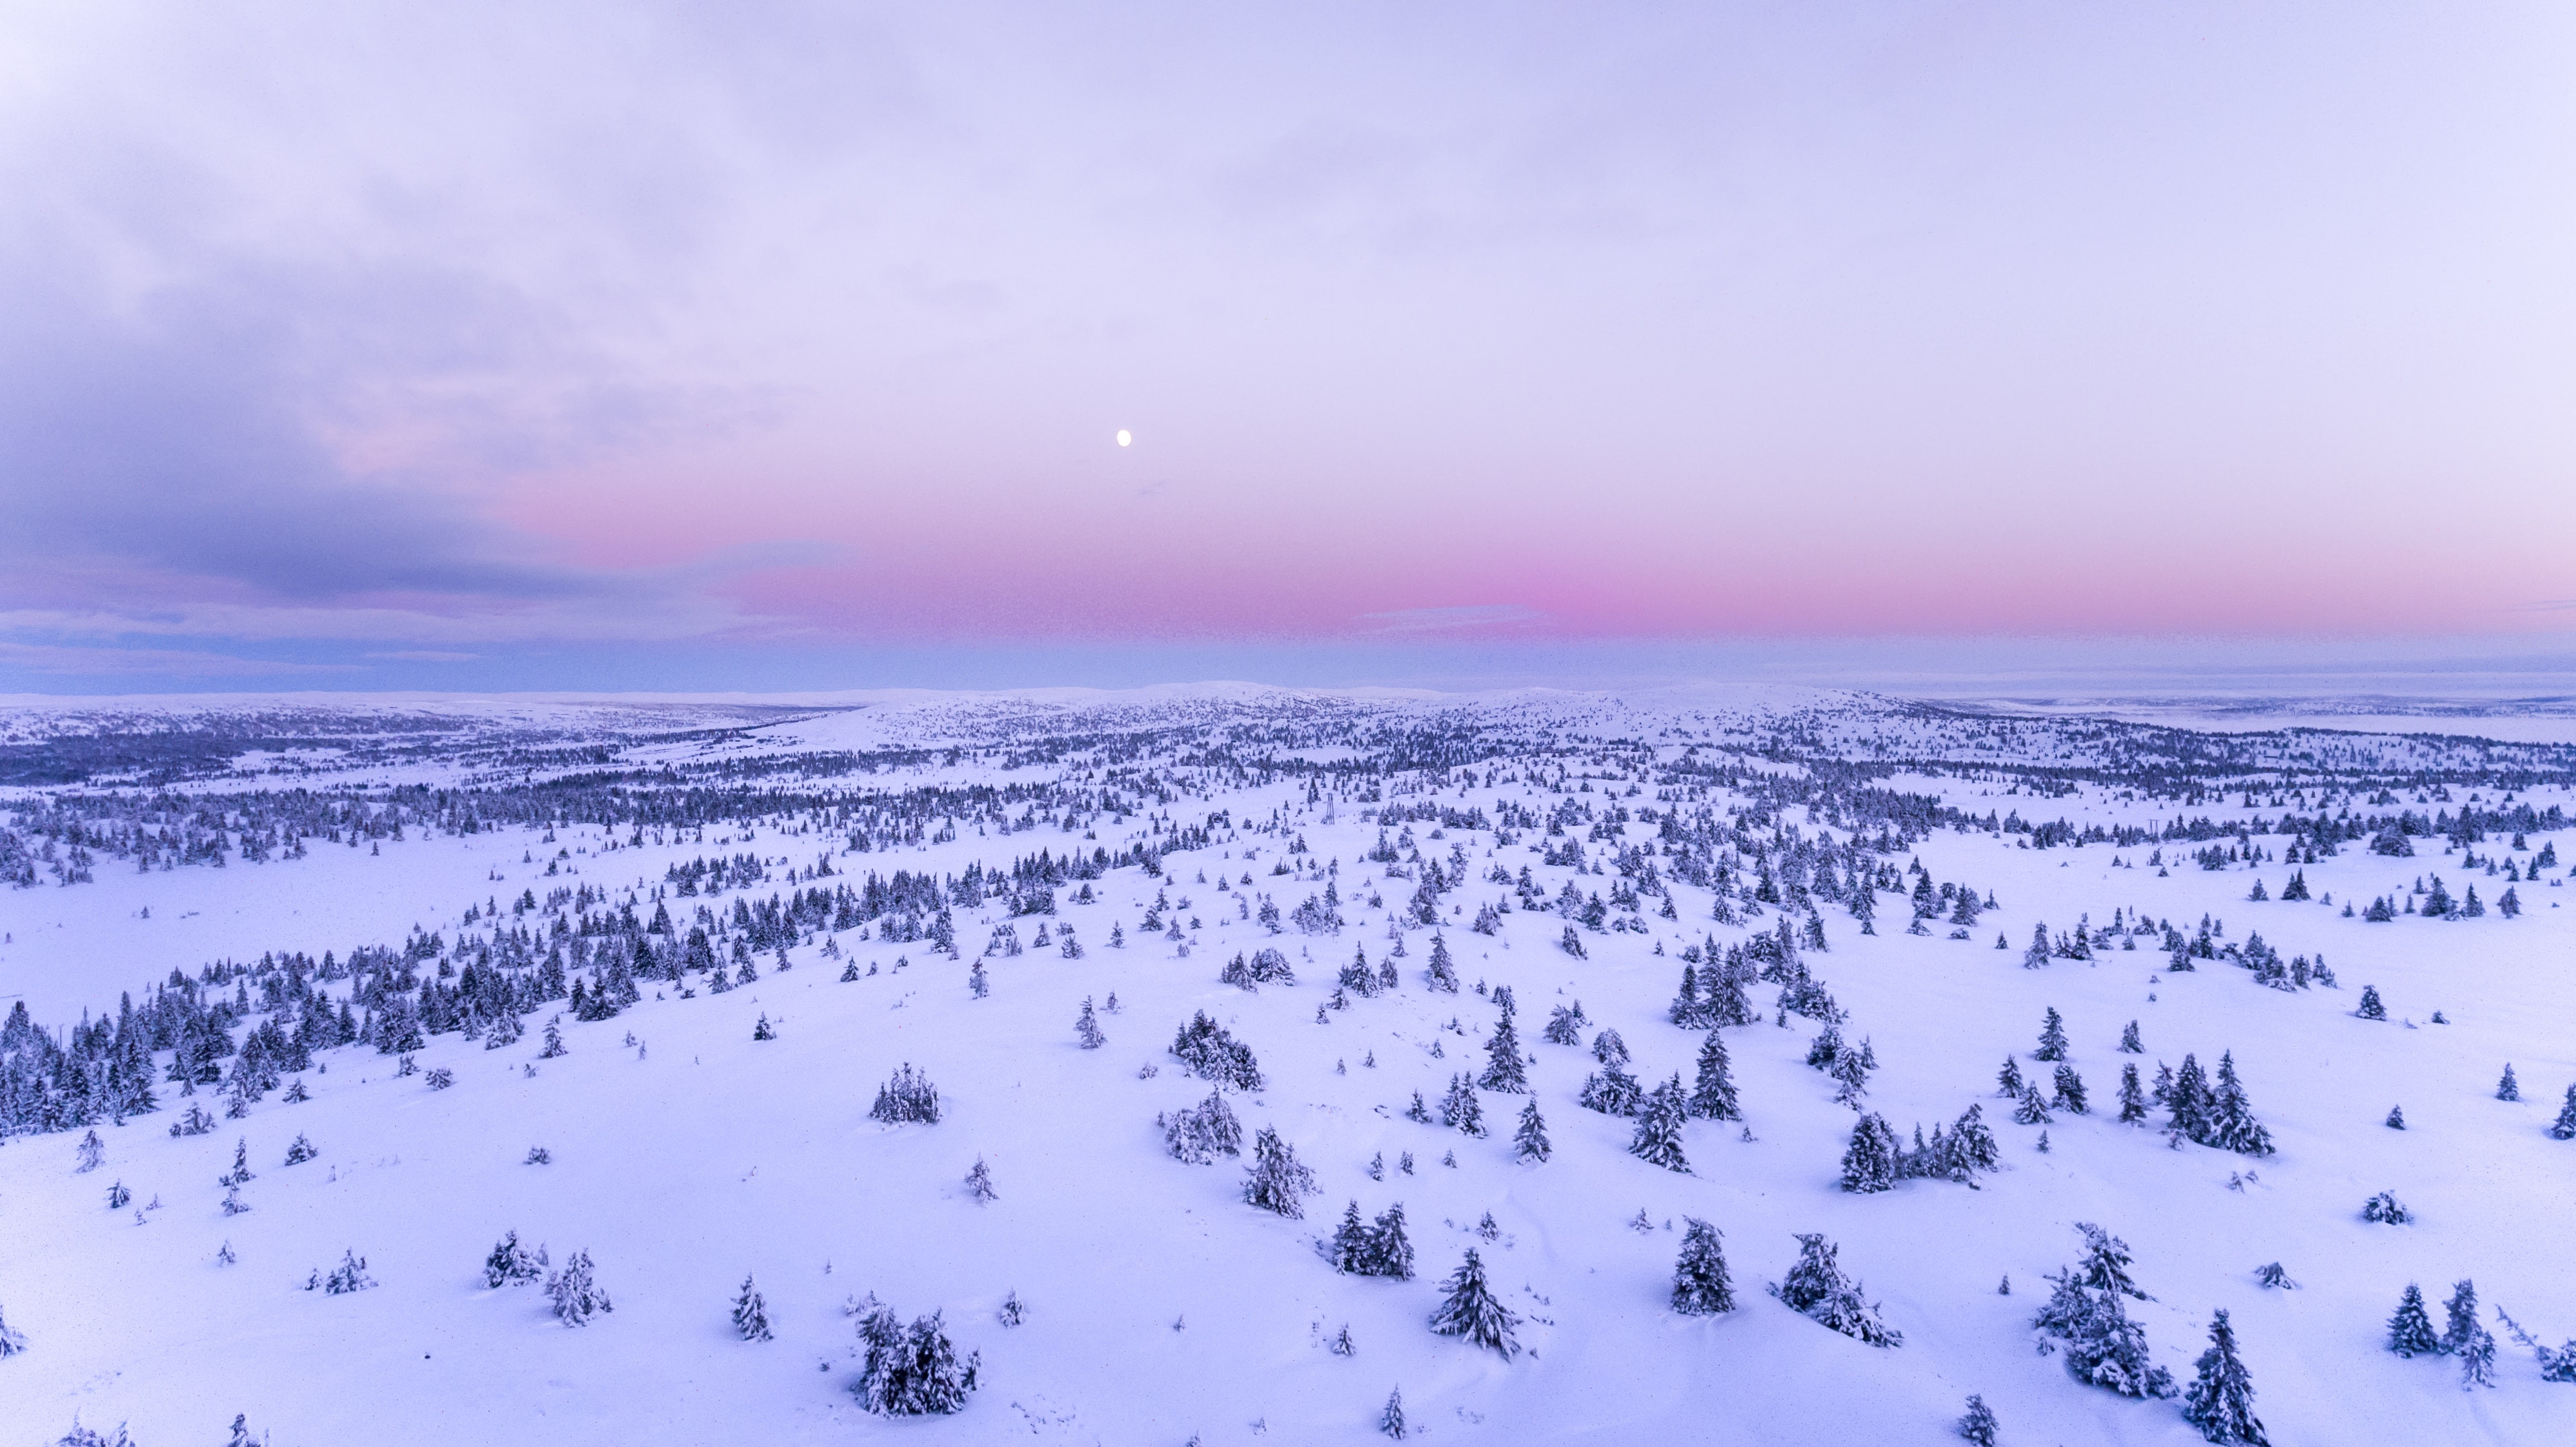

1115,429,1132,447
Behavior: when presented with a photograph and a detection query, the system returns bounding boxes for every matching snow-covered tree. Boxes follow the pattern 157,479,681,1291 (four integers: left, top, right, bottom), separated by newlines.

1629,1076,1691,1173
1076,997,1106,1049
1243,1127,1318,1218
1670,1218,1735,1315
1771,1233,1901,1346
1689,1031,1740,1120
484,1230,547,1288
870,1064,942,1124
2385,1283,2439,1357
1513,1099,1551,1163
1427,1248,1520,1357
1956,1395,1998,1446
1160,1090,1244,1164
733,1275,773,1341
1840,1113,1898,1193
2035,1007,2069,1061
2181,1309,2269,1444
1441,1075,1487,1137
545,1249,610,1325
965,1157,998,1204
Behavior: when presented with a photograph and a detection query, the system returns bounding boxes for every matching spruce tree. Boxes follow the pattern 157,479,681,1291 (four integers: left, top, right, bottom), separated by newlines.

2035,1007,2069,1061
2356,985,2386,1020
0,1300,23,1357
1689,1031,1740,1120
2551,1082,2576,1140
1956,1395,1998,1446
1771,1233,1901,1346
2385,1283,2439,1356
1997,1057,2024,1097
1670,1218,1735,1315
1076,998,1106,1049
1442,1074,1487,1137
1380,1385,1407,1439
732,1275,773,1341
2118,1064,2150,1124
2119,1020,2143,1053
1367,1203,1416,1280
1840,1113,1898,1193
2181,1309,2268,1445
545,1249,610,1325
1425,935,1458,993
2440,1279,2480,1354
1243,1127,1317,1217
1629,1076,1692,1173
2496,1064,2519,1101
1478,1006,1527,1093
2206,1052,2273,1155
1330,1201,1371,1273
1513,1099,1551,1163
2168,1054,2213,1140
2014,1082,2051,1126
1427,1248,1520,1357
2053,1064,2089,1115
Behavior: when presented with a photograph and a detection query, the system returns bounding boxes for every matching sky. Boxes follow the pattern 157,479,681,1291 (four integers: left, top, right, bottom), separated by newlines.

2,1,2572,695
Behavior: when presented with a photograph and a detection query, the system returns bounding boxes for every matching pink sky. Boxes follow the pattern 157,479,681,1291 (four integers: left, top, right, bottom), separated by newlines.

3,1,2571,688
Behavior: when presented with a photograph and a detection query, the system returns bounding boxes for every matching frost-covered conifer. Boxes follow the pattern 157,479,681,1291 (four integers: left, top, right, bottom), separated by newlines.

2182,1309,2269,1444
1840,1113,1897,1193
1771,1233,1900,1346
2457,1322,2498,1389
1330,1200,1372,1273
2014,1082,2051,1126
1075,998,1106,1049
1670,1218,1735,1315
2362,1191,2412,1224
733,1275,773,1341
2168,1054,2212,1140
2035,1007,2069,1061
1425,935,1458,992
545,1249,610,1325
1366,1204,1416,1280
1577,1061,1643,1117
870,1064,941,1124
1689,1031,1740,1120
1441,1075,1487,1137
2206,1052,2273,1155
1591,1028,1629,1066
1478,1007,1527,1094
1629,1076,1691,1173
2496,1064,2519,1101
1541,1001,1585,1046
1243,1127,1318,1217
0,1300,24,1357
854,1306,978,1415
1427,1248,1519,1357
1956,1395,1998,1446
2356,985,2386,1020
321,1250,376,1295
2385,1105,2405,1129
2440,1279,2480,1355
2023,923,2051,969
2053,1064,2089,1115
2119,1020,2143,1053
965,1157,998,1204
2118,1064,2149,1124
485,1230,546,1288
1380,1385,1407,1439
539,1017,567,1059
1160,1091,1243,1164
2550,1082,2576,1140
2385,1283,2439,1356
1513,1100,1551,1163
75,1129,102,1173
1996,1057,2024,1098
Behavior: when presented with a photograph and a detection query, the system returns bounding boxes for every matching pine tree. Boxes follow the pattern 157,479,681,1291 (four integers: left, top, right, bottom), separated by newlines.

1076,998,1106,1049
1956,1395,1998,1446
2119,1020,2143,1053
2014,1082,2051,1126
484,1230,546,1288
2551,1082,2576,1140
1329,1200,1372,1273
1425,935,1458,992
965,1157,998,1204
1441,1074,1487,1137
2182,1309,2269,1444
1997,1057,2025,1097
870,1064,942,1124
732,1275,774,1341
2386,1283,2439,1356
2496,1064,2520,1101
0,1300,24,1357
1478,1007,1527,1093
1513,1099,1551,1163
1380,1384,1407,1439
1771,1233,1902,1346
1243,1127,1317,1217
1840,1113,1898,1193
2457,1322,2498,1389
1629,1076,1691,1173
1689,1031,1740,1120
1427,1248,1520,1357
1670,1218,1736,1315
2356,985,2386,1020
2053,1064,2089,1115
1367,1203,1416,1280
545,1249,610,1325
2118,1064,2150,1124
2440,1279,2480,1354
2024,922,2051,969
2035,1007,2069,1061
2385,1105,2406,1129
2206,1052,2274,1155
2168,1054,2213,1139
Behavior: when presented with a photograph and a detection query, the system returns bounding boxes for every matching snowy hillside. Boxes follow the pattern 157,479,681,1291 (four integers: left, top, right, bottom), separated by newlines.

3,685,2574,1446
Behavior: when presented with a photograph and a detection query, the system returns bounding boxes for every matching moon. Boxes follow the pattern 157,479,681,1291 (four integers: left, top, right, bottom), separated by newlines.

1115,429,1132,447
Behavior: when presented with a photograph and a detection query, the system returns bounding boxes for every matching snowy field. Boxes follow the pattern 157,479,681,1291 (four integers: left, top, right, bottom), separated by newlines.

3,685,2573,1446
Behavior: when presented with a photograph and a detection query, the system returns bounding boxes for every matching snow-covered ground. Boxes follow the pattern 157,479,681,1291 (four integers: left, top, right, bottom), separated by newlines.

3,685,2572,1445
